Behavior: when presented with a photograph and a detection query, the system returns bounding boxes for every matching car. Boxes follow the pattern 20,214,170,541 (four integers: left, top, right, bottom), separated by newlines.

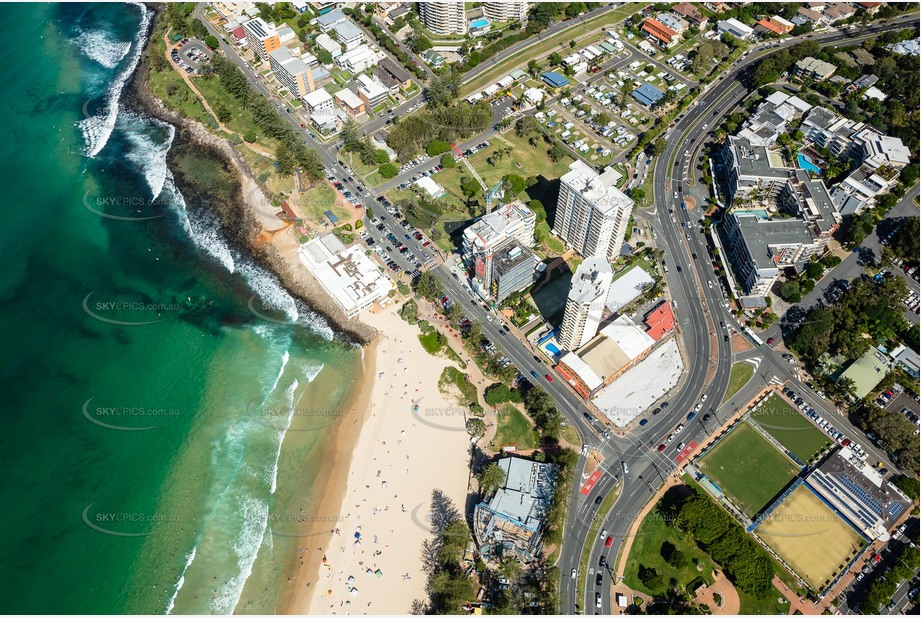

596,592,602,609
766,337,775,346
571,568,577,580
639,418,648,426
652,407,661,415
702,414,711,422
545,374,554,382
605,536,613,548
596,572,604,586
530,370,539,379
599,555,606,567
621,461,628,474
657,444,666,452
686,412,696,421
666,433,675,443
594,494,603,505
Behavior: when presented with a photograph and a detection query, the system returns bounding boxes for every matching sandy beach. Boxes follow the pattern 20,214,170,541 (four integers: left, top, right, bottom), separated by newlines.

278,302,473,614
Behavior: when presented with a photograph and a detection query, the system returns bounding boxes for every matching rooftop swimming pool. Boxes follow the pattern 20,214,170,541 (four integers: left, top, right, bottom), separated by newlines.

797,152,822,174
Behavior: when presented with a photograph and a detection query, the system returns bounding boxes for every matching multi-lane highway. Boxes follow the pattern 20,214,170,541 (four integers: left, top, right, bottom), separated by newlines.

192,6,917,613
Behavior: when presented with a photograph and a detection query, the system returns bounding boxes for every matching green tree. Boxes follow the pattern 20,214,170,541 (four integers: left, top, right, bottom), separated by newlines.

779,281,802,302
440,153,456,168
414,271,443,301
243,130,257,142
547,143,566,162
214,102,232,123
503,173,527,196
477,463,507,496
426,139,452,156
204,35,219,49
379,162,399,178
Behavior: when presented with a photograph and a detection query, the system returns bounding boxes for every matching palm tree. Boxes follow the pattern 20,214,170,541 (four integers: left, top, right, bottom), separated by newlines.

527,59,540,78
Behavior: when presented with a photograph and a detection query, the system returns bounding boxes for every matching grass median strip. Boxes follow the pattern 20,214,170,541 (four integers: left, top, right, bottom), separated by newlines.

576,479,621,610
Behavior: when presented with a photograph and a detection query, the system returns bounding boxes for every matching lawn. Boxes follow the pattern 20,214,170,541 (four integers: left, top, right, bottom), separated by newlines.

192,75,285,152
560,424,581,447
419,329,443,354
298,183,349,224
489,405,539,451
623,497,718,598
698,423,799,518
750,394,831,463
722,362,755,404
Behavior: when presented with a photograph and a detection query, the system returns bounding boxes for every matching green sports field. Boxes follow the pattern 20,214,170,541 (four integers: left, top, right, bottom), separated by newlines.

699,422,799,518
751,395,831,463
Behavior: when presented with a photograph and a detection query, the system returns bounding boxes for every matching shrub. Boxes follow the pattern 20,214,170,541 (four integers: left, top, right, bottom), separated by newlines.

440,153,456,168
243,130,257,143
379,163,399,178
426,139,452,156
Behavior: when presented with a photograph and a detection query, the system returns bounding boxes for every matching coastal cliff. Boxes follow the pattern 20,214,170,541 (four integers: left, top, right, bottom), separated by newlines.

126,6,378,345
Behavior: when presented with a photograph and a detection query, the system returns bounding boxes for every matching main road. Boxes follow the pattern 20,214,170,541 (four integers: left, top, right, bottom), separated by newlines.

192,6,917,614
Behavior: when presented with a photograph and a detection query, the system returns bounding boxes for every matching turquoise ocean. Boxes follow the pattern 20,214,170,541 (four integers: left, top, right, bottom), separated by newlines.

0,3,361,613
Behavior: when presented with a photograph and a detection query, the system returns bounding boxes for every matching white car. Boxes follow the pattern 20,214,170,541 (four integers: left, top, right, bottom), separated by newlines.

571,568,577,580
600,529,607,538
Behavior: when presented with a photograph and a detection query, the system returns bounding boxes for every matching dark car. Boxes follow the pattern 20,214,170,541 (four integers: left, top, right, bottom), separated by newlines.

657,444,666,452
766,337,775,346
594,495,603,505
595,573,603,586
530,370,540,379
639,418,648,426
702,414,711,422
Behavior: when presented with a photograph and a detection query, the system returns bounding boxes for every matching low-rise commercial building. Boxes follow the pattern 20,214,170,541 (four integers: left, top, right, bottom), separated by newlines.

299,234,394,318
556,315,657,398
472,456,557,563
717,18,754,40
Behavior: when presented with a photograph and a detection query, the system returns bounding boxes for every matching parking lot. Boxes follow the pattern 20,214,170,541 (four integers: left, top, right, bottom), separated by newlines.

171,38,211,74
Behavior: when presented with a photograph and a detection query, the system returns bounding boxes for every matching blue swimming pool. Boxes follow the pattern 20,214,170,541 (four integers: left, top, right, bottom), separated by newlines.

470,18,489,28
545,343,561,355
797,152,821,174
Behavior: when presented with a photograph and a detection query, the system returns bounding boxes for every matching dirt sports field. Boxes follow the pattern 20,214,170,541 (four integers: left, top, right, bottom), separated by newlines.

757,485,865,591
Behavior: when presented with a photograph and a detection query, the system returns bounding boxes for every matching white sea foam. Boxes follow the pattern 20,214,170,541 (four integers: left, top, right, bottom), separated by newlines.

164,545,197,615
236,261,300,323
73,27,130,69
301,362,324,384
210,494,270,615
162,173,236,273
76,2,151,158
122,115,175,199
269,351,290,396
268,379,298,495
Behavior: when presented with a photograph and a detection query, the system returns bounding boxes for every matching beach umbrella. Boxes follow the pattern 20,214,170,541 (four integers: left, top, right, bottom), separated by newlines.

354,531,361,540
375,569,383,579
327,589,333,596
366,568,374,576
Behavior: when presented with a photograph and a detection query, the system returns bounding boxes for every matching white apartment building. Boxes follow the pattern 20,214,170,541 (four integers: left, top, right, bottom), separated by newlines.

558,257,613,352
268,47,315,98
334,20,365,51
303,88,334,114
418,1,468,35
356,73,389,108
462,200,537,302
483,1,530,22
552,160,634,261
334,44,379,73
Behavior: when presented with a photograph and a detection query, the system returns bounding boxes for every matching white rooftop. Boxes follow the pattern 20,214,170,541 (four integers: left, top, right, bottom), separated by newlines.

335,88,364,109
605,265,655,313
598,315,655,360
299,234,393,317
